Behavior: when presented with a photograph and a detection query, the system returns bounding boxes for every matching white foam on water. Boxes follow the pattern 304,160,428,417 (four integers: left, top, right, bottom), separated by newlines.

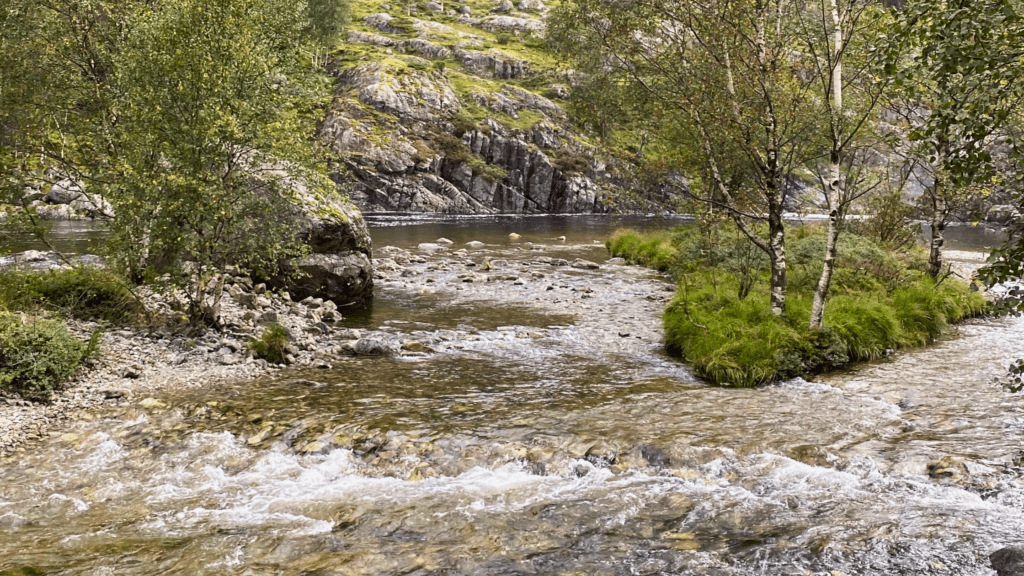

777,377,904,419
48,493,90,512
81,437,127,470
776,377,842,394
0,511,26,526
128,439,690,539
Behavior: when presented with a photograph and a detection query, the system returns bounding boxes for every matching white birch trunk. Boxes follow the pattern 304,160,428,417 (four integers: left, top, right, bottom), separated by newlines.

809,0,844,330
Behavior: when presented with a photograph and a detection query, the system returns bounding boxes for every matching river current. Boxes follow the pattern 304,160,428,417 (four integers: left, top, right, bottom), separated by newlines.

1,215,1022,575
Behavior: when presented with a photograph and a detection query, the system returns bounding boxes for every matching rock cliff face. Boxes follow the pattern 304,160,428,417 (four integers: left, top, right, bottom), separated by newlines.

320,4,680,215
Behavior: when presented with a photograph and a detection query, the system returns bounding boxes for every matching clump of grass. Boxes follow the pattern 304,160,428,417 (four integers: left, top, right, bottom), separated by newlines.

0,266,142,323
0,312,101,401
248,323,290,364
618,221,988,387
606,229,678,272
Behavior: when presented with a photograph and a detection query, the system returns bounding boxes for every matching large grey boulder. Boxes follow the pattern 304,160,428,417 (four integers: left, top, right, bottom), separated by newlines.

987,204,1021,225
286,252,372,306
44,179,83,204
266,183,374,308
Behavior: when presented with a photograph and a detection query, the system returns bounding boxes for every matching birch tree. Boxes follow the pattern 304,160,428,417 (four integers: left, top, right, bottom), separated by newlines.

889,0,1024,279
803,0,893,329
551,0,819,315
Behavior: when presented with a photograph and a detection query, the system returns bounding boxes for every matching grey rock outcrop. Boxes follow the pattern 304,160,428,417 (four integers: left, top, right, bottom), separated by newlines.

44,179,84,204
481,15,545,33
347,30,396,47
454,49,528,79
987,204,1021,225
320,7,681,216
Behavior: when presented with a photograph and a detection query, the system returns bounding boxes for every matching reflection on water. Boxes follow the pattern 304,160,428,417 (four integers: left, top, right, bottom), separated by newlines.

3,220,108,256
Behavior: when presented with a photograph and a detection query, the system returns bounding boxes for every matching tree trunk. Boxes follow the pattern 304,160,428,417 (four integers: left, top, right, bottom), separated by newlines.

810,207,840,328
810,0,843,330
927,179,947,279
768,209,787,316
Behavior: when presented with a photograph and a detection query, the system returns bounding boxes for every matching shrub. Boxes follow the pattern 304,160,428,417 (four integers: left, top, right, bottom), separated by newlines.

0,312,100,400
466,157,509,183
248,323,290,364
848,191,921,251
0,267,141,322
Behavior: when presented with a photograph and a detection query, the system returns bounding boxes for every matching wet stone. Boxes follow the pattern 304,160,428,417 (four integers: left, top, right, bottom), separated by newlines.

585,441,617,466
927,456,967,479
991,546,1024,576
248,426,274,446
139,398,166,409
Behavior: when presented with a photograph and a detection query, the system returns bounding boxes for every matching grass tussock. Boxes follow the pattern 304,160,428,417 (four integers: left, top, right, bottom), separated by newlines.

609,224,987,387
606,229,678,271
248,323,291,365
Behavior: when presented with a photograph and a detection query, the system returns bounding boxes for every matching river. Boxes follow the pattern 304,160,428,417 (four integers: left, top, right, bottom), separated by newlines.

0,215,1021,575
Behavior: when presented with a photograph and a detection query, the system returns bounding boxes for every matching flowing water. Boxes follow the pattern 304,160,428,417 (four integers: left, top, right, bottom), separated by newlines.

1,215,1023,575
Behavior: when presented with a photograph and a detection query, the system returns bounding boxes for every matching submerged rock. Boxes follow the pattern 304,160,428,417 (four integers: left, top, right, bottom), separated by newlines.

991,546,1024,576
637,444,671,467
927,456,967,479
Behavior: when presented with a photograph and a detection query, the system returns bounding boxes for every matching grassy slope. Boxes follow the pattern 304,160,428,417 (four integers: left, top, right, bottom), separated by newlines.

337,0,567,133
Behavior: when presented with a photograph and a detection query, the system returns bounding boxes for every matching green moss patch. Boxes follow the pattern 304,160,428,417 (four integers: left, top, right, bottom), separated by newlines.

609,224,988,387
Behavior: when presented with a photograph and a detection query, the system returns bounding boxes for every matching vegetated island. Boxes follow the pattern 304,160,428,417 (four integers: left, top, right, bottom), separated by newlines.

607,221,988,387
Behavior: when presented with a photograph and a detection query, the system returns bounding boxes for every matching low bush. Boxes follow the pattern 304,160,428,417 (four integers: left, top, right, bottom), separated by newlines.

0,266,141,322
0,312,100,400
612,222,988,387
248,323,290,364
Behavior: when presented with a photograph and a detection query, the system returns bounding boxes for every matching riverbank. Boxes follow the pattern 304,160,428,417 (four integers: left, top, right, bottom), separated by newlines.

0,259,370,457
1,239,673,457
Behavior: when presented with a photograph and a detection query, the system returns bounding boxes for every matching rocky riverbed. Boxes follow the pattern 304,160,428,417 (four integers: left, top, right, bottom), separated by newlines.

0,240,1001,460
0,238,673,459
3,230,1024,575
